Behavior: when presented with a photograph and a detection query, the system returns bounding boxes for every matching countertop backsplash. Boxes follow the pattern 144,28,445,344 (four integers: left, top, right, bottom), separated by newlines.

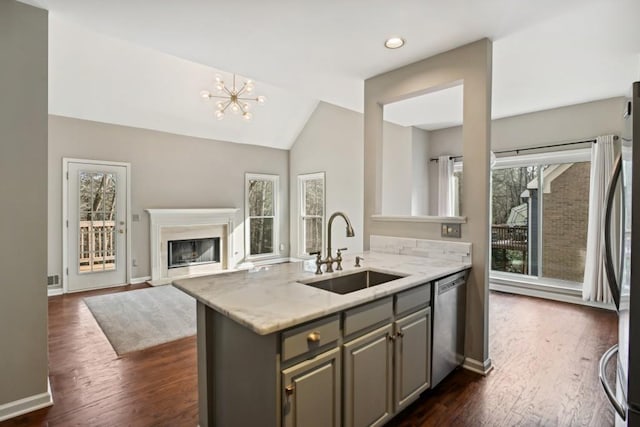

370,235,472,264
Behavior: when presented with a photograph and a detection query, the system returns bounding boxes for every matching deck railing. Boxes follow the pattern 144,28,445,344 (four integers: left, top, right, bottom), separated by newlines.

491,224,528,274
79,220,116,271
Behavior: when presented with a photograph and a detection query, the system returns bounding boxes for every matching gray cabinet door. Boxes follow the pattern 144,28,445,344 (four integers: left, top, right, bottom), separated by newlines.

394,307,431,410
281,347,341,427
343,324,394,427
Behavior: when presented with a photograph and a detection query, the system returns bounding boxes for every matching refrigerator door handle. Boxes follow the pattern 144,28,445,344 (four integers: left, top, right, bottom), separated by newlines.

599,344,626,420
604,154,622,310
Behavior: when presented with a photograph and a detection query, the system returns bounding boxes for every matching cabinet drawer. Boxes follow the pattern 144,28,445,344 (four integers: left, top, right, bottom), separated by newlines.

344,297,393,338
281,314,340,361
395,283,431,315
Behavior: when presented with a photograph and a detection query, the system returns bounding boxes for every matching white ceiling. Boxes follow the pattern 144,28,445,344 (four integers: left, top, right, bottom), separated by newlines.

24,0,640,146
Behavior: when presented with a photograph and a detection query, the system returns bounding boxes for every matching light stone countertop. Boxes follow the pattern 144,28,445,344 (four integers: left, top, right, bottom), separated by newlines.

173,252,471,336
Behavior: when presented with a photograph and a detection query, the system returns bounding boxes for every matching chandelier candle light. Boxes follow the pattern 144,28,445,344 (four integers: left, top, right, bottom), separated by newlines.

200,74,266,121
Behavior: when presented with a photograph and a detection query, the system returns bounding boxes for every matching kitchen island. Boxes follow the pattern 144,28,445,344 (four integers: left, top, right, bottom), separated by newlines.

174,251,470,427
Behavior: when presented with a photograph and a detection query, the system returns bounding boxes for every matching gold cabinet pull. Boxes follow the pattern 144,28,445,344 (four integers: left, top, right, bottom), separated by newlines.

285,384,295,396
396,331,404,338
307,331,321,343
387,333,396,342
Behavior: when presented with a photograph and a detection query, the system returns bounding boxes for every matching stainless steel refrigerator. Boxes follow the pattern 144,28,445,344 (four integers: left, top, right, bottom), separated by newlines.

600,81,640,426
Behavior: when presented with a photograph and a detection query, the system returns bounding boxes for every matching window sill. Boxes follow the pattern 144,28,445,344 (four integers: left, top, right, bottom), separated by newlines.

489,272,614,310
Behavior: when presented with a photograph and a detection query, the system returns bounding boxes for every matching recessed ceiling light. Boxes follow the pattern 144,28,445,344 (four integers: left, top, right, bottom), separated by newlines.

384,37,405,49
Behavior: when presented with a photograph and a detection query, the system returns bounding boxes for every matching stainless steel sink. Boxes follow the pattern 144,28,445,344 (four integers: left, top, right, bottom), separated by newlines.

298,270,405,294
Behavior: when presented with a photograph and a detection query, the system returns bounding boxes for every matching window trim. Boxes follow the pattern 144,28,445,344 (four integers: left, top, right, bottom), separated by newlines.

298,172,325,258
492,147,591,169
245,173,279,260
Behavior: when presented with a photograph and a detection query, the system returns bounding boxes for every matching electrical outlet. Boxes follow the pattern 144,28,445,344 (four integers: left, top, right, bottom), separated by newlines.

441,223,461,238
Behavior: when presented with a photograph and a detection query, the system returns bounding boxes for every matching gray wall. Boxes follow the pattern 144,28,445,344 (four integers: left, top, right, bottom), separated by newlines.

427,97,626,214
411,127,430,216
381,123,430,215
289,102,364,258
382,121,413,215
364,39,493,367
0,0,49,407
48,116,290,281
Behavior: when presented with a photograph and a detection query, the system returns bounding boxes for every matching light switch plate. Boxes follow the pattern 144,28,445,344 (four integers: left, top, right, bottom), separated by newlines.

441,223,461,238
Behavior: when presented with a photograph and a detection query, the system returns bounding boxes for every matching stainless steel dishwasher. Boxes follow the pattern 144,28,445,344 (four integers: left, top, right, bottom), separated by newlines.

431,269,468,387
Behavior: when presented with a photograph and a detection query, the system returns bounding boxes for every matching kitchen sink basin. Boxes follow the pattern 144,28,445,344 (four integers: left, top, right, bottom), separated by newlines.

298,270,405,295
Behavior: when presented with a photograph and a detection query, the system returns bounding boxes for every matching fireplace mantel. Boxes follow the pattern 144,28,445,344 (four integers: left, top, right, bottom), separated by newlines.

146,208,239,283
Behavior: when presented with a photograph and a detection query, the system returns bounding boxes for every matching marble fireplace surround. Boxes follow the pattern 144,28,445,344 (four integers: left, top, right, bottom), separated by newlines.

146,208,238,284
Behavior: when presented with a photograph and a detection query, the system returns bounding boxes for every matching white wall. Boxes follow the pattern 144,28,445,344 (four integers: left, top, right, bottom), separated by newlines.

0,0,49,412
411,127,430,216
48,115,290,282
381,123,430,216
428,96,626,214
289,102,364,258
382,122,412,215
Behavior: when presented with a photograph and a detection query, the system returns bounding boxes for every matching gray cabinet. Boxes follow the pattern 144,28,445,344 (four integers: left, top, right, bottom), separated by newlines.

343,324,394,427
394,307,431,410
343,285,432,427
196,279,445,427
281,347,341,427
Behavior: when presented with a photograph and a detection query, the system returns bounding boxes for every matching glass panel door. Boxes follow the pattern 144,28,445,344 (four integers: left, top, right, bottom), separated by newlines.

67,161,127,292
78,171,118,273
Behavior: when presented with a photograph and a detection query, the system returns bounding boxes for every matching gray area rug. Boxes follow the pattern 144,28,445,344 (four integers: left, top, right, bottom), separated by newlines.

84,285,196,355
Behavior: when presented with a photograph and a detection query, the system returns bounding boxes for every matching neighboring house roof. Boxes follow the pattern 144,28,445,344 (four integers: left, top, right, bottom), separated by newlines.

507,203,528,226
524,163,574,194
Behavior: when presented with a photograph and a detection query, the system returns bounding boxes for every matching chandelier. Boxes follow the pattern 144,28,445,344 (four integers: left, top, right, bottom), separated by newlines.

200,74,266,121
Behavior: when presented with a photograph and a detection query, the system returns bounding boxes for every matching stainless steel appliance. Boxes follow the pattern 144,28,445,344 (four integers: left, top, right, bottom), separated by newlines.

600,81,640,426
432,269,467,387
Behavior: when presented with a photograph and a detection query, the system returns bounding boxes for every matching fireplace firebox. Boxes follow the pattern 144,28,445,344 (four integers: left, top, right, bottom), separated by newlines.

168,237,220,269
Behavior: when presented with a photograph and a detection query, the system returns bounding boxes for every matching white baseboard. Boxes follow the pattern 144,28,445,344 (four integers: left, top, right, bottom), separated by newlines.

490,283,615,310
0,378,53,422
47,287,63,297
130,276,151,285
462,357,494,376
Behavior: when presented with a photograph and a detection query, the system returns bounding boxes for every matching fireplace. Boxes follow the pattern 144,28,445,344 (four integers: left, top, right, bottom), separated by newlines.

168,237,220,269
146,208,239,284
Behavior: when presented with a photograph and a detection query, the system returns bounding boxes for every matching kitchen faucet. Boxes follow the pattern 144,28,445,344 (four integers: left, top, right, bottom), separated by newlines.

310,211,355,274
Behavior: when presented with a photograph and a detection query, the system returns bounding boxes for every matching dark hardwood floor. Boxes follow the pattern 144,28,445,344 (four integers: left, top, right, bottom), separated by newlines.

389,291,618,427
0,284,198,427
0,287,617,426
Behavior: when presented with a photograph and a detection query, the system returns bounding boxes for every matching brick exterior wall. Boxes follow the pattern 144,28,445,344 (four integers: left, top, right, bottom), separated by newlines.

541,162,590,282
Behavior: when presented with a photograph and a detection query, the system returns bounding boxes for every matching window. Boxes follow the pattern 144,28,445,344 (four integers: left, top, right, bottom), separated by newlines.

490,149,591,286
245,173,278,258
298,173,325,257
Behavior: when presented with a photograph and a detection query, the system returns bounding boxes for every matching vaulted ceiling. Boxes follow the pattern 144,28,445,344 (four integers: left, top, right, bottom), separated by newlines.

22,0,640,148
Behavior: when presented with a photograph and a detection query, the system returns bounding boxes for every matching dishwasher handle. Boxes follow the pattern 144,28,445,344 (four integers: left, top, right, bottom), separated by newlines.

599,344,626,420
437,277,466,294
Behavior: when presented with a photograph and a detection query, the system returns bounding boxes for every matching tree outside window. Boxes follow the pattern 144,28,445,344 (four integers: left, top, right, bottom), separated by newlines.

246,174,278,257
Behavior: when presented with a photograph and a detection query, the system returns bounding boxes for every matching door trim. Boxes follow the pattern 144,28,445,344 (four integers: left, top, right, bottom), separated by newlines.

62,158,132,293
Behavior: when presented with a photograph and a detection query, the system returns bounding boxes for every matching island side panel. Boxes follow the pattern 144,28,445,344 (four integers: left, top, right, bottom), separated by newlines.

198,301,279,427
197,302,214,427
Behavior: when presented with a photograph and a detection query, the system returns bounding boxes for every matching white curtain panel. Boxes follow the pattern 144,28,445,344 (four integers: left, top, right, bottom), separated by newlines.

438,155,455,216
583,135,617,303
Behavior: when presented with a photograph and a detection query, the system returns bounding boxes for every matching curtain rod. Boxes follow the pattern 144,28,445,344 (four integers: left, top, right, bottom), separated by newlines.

428,137,618,162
